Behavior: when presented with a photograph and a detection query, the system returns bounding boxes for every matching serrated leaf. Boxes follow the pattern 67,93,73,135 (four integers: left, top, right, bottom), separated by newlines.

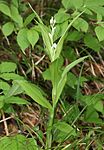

17,28,30,53
27,29,39,48
5,96,30,105
84,34,101,52
16,80,52,111
0,3,11,17
0,62,17,73
95,26,104,41
2,22,14,36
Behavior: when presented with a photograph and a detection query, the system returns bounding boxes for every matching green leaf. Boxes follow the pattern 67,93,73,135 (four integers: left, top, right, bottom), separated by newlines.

85,0,104,7
54,11,85,61
11,0,19,8
0,62,17,73
54,9,70,23
6,82,23,97
67,72,77,88
0,81,10,95
16,80,52,111
2,22,14,36
73,18,88,32
84,34,101,52
94,101,103,113
0,96,4,109
27,29,39,48
54,121,76,135
95,26,104,41
0,73,24,80
89,6,104,16
5,96,30,105
63,47,77,61
53,56,88,106
85,106,102,123
62,56,88,78
0,2,11,17
17,28,30,53
10,4,23,27
66,31,83,41
62,0,83,9
38,23,52,60
0,134,38,150
24,13,35,26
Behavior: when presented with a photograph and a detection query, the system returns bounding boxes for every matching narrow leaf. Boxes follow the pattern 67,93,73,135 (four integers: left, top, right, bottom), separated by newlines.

5,96,30,105
16,80,52,110
54,11,85,60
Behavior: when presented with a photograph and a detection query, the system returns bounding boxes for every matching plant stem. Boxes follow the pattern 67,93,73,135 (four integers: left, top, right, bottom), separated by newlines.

46,107,55,150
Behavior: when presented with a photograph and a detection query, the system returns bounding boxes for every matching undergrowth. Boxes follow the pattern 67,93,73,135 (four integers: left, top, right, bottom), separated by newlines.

0,0,104,149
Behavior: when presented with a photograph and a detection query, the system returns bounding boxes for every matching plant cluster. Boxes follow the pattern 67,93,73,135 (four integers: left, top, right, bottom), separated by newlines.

0,0,104,149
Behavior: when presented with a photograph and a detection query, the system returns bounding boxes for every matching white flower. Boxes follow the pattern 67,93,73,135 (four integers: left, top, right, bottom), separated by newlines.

52,43,57,49
50,16,56,26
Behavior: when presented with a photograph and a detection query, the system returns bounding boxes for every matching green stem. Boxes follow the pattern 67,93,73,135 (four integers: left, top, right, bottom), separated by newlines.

46,107,55,150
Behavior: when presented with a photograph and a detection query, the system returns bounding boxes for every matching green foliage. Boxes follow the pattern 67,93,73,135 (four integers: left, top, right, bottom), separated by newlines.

0,62,29,110
16,80,52,111
0,134,38,150
2,22,14,37
0,0,104,149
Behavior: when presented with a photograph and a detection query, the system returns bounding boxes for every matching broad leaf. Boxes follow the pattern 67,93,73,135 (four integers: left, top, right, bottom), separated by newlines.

10,4,23,27
95,26,104,41
73,18,88,32
54,9,70,23
0,62,17,73
2,22,14,36
84,34,101,52
0,2,11,17
0,134,38,150
16,80,52,111
27,29,39,48
0,81,10,95
85,106,102,123
17,28,30,53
